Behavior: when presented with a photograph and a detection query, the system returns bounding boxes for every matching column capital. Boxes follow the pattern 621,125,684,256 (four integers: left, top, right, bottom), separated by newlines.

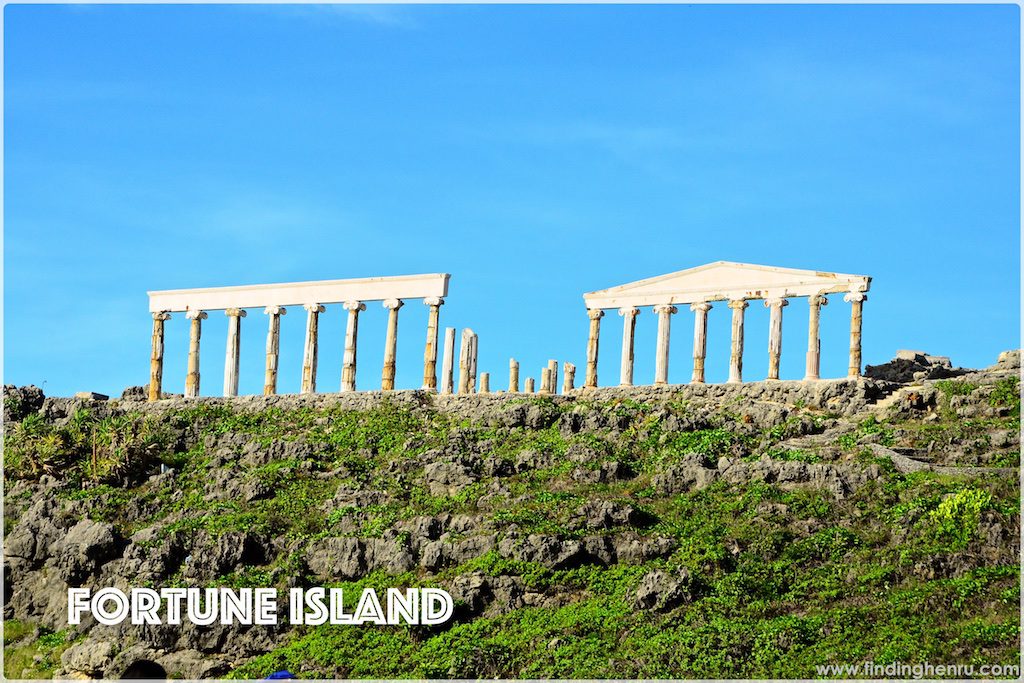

843,292,867,303
152,311,171,321
342,300,366,312
225,308,247,318
304,303,326,313
653,304,678,315
618,306,640,317
383,298,404,310
764,297,789,308
264,305,287,316
185,310,208,320
727,299,749,311
690,301,712,313
423,296,445,307
810,293,830,307
587,308,605,320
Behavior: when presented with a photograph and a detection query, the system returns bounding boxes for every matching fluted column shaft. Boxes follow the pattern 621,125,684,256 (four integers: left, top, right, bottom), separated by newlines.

469,334,479,393
654,304,677,385
341,301,365,392
148,312,171,402
728,300,748,384
223,308,246,397
765,298,788,381
381,299,403,390
263,306,286,395
585,309,604,388
508,358,520,393
458,328,474,394
301,304,326,394
547,359,558,395
563,362,576,393
690,302,712,383
618,307,639,386
805,294,828,380
422,297,444,390
440,328,456,394
845,292,866,377
185,311,207,398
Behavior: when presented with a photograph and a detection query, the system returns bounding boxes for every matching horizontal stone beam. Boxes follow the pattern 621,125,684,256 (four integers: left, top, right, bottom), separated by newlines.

148,273,450,313
584,278,869,309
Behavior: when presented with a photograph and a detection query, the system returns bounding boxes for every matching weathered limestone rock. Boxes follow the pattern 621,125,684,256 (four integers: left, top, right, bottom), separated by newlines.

301,303,326,394
148,312,171,403
184,310,207,398
263,306,286,395
340,301,364,392
222,308,246,397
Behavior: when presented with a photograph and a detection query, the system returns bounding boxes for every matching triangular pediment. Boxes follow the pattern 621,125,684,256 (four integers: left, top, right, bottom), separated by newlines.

583,261,870,309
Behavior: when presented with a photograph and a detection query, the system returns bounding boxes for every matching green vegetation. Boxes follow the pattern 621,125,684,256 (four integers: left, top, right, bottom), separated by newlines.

3,381,1020,678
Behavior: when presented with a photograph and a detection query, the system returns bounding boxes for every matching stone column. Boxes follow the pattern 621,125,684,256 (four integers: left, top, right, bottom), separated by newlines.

585,308,604,388
479,372,490,393
618,307,640,386
764,298,788,381
148,312,171,402
547,360,558,394
422,297,444,391
508,358,520,393
728,299,748,384
469,334,479,393
458,328,474,394
540,368,552,395
381,299,404,391
223,308,246,397
263,306,286,395
301,303,326,394
340,301,365,392
440,327,456,395
563,362,576,393
653,304,677,385
184,310,207,398
525,377,535,393
844,291,867,378
805,294,828,381
690,302,712,383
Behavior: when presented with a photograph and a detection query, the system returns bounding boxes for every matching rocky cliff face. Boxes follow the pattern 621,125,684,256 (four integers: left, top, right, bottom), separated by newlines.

3,353,1020,679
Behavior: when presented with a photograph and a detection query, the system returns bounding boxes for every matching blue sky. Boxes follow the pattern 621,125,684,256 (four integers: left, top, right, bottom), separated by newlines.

4,3,1020,397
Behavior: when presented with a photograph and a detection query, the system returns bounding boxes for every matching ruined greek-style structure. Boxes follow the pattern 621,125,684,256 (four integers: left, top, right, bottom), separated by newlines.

582,261,870,387
146,262,871,400
147,274,449,402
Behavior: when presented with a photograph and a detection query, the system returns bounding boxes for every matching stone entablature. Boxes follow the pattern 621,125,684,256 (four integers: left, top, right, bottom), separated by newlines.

582,261,871,387
147,274,450,402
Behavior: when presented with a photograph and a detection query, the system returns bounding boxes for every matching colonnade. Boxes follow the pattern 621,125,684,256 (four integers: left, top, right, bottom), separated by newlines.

583,290,867,388
148,297,446,401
